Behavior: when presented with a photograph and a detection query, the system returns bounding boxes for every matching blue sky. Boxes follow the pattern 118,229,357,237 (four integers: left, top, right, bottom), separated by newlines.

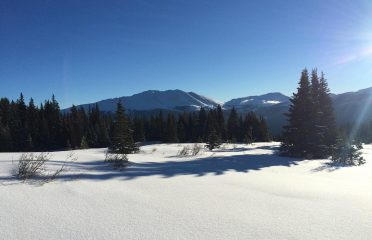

1,0,371,108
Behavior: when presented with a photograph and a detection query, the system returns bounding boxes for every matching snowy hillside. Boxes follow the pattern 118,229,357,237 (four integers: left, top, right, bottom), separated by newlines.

224,92,290,109
1,143,372,240
332,87,372,125
65,89,219,113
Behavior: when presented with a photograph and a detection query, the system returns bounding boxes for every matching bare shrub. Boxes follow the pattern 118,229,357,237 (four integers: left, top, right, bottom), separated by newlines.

17,153,50,181
105,151,128,169
177,146,191,157
16,152,77,182
191,143,203,156
151,147,157,153
219,143,227,150
177,144,203,157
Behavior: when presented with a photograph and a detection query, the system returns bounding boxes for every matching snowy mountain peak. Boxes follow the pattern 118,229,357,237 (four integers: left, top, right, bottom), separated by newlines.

64,89,219,113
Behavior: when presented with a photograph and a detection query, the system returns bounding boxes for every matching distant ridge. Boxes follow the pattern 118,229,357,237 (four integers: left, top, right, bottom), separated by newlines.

63,89,219,113
63,87,372,135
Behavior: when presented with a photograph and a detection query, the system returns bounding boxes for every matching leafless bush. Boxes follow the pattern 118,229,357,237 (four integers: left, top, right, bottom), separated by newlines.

105,151,128,169
151,147,157,153
219,143,227,150
177,144,203,157
16,152,77,182
17,153,50,181
177,146,190,157
191,143,202,156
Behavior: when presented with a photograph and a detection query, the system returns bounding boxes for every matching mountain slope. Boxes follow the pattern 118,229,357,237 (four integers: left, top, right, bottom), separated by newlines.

223,88,372,135
224,92,290,110
65,90,219,113
63,87,372,136
331,87,372,125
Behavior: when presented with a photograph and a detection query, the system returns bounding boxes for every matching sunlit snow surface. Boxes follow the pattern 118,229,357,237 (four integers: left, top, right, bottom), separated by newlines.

1,142,371,240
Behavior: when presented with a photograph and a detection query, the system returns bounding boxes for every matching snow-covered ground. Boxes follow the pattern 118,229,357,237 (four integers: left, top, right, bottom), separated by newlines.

1,142,372,240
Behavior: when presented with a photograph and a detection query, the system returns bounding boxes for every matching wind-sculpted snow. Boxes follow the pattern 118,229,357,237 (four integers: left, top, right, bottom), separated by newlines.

0,142,371,240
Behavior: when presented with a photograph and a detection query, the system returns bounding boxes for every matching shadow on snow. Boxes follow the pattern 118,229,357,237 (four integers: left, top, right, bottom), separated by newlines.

0,148,302,184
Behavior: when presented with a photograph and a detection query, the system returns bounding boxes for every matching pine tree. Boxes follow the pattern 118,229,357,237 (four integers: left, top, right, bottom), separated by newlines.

331,137,365,165
281,69,336,158
133,117,145,142
318,72,337,155
245,112,260,142
165,114,178,143
216,105,226,141
68,105,83,148
27,98,39,150
177,113,187,142
309,69,323,157
109,101,138,154
0,119,11,151
206,129,221,150
80,136,89,149
257,116,270,142
281,69,314,157
13,93,29,151
227,107,239,142
198,107,208,141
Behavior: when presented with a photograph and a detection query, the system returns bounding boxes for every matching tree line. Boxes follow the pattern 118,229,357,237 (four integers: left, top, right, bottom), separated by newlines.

0,94,271,152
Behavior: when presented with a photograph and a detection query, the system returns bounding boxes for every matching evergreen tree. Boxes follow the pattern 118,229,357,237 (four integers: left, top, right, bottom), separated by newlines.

133,117,145,142
13,93,29,151
281,69,336,158
331,138,365,165
216,105,226,141
227,107,239,142
80,136,89,149
177,113,187,142
165,114,178,143
309,69,323,157
318,72,337,155
27,98,39,149
109,101,138,154
281,69,314,157
206,129,221,150
68,105,83,148
0,119,11,151
198,107,208,141
257,116,270,142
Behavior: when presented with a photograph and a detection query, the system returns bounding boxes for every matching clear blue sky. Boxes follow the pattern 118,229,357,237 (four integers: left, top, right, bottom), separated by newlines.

1,0,371,108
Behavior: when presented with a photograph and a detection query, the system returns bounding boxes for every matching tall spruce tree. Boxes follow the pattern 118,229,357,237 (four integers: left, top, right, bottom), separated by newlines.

206,129,221,150
216,105,226,141
281,69,314,157
165,114,178,143
318,72,337,155
227,107,239,142
132,117,146,142
309,69,324,157
198,107,208,141
109,101,138,154
177,113,187,142
281,69,336,158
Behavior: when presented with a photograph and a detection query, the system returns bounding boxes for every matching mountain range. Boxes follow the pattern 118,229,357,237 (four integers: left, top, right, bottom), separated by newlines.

64,87,372,135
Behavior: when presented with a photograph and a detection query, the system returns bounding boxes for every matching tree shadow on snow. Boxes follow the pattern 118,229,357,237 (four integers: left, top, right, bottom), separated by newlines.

311,162,353,172
60,154,300,182
0,149,302,184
